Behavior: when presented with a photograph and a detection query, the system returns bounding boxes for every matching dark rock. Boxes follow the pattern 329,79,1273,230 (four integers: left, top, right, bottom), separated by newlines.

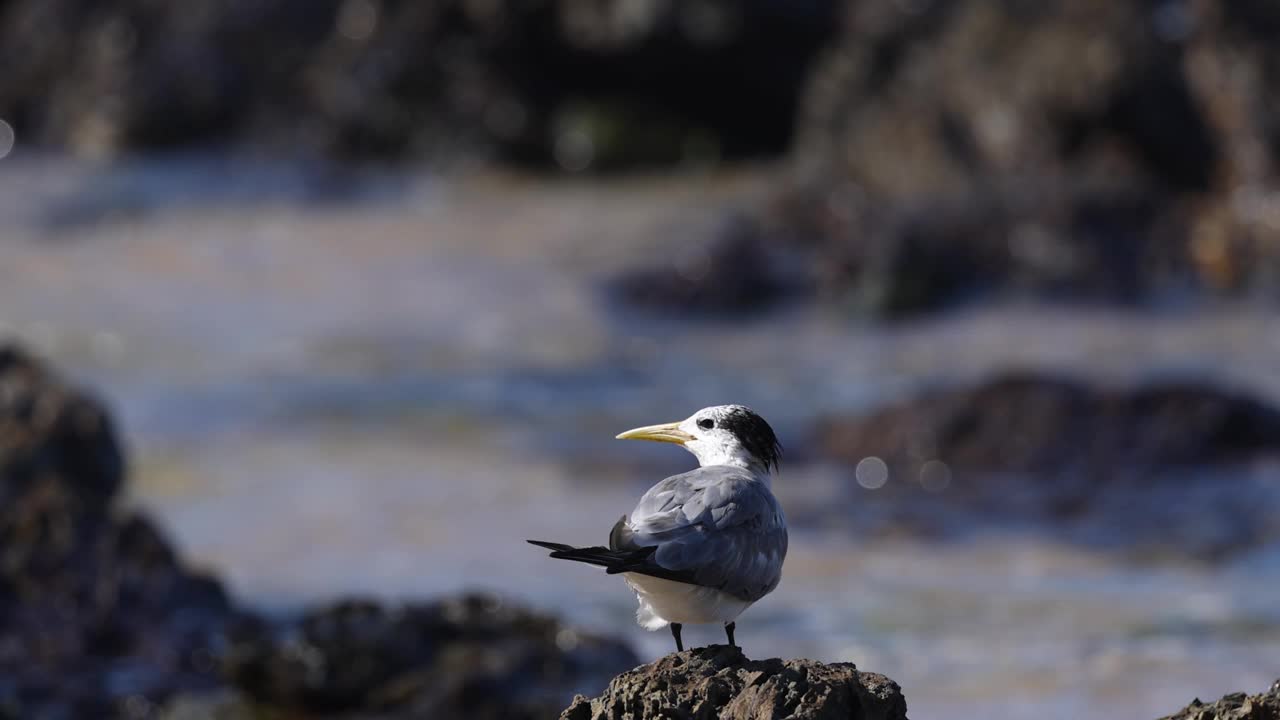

0,0,838,167
809,373,1280,559
1158,679,1280,720
816,374,1280,475
0,342,640,718
781,0,1249,315
0,343,124,508
224,594,637,719
0,344,239,719
619,1,1280,317
560,644,907,720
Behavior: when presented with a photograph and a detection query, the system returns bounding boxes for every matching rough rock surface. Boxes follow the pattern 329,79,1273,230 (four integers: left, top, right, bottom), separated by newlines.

807,373,1280,559
816,374,1280,475
615,1,1280,316
223,594,636,719
0,344,238,718
787,0,1280,315
0,343,638,719
559,645,908,720
1159,679,1280,720
0,0,836,167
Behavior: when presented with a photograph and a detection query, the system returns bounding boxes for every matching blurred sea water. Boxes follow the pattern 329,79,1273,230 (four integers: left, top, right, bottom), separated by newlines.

1,155,1277,720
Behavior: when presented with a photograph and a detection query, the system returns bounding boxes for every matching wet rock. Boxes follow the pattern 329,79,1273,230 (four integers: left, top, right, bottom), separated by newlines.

560,645,907,720
223,594,637,719
0,343,640,718
622,1,1280,317
796,2,1218,196
780,0,1275,315
1159,679,1280,720
810,373,1280,559
0,343,124,507
0,344,239,718
156,690,258,720
817,374,1280,475
0,0,837,167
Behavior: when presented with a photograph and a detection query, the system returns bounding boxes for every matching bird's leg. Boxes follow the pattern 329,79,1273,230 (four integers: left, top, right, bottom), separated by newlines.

724,622,736,647
670,623,684,652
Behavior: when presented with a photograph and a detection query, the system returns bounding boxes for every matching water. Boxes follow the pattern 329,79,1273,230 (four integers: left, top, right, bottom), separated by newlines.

1,154,1277,719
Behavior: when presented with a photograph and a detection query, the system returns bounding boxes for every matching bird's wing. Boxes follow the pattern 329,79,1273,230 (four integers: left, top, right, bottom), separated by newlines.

612,466,787,602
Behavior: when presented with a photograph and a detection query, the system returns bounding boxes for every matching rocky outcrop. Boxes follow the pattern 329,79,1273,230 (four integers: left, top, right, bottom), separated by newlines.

614,1,1280,317
815,374,1280,476
1159,679,1280,720
0,344,238,718
223,595,635,719
785,0,1280,315
0,343,637,718
0,0,836,167
560,645,908,720
807,373,1280,559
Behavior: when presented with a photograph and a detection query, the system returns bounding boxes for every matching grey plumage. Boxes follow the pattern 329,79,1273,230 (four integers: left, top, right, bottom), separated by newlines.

528,404,788,647
624,466,786,601
536,466,786,602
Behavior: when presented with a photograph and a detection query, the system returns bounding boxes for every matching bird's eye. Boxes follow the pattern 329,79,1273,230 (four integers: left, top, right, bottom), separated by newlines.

697,418,715,430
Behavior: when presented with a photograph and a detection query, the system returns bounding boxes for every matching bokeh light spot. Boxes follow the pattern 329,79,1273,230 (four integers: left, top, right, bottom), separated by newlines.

555,628,579,651
554,128,594,173
337,0,379,41
0,119,14,160
919,459,951,492
855,456,889,490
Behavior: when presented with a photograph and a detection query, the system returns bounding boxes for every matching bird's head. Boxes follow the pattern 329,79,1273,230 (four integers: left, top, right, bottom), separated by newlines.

615,404,781,474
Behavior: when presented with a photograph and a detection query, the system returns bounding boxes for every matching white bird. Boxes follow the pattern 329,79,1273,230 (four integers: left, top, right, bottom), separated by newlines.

529,405,787,652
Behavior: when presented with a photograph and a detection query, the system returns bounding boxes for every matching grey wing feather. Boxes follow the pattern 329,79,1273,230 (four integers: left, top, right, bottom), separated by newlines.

614,466,787,602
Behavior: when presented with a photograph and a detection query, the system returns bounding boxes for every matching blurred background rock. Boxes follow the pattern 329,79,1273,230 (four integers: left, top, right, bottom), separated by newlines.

1,1,1279,719
0,0,836,166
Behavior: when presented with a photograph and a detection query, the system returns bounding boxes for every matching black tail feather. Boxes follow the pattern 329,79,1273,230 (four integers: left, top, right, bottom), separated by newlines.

526,540,576,554
526,539,697,585
526,539,652,569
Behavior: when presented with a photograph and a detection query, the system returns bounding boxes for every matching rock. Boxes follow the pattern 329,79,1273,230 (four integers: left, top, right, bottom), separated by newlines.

1159,679,1280,720
808,373,1280,559
560,645,907,720
0,343,124,507
796,1,1217,196
816,373,1280,476
782,0,1280,315
0,343,239,719
223,594,637,719
155,690,259,720
620,1,1280,317
0,343,640,718
0,0,837,167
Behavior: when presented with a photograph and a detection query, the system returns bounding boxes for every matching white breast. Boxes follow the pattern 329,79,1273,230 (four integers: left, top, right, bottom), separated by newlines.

623,573,753,629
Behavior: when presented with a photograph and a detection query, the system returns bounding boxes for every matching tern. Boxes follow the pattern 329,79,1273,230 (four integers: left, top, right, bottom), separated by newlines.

529,405,786,653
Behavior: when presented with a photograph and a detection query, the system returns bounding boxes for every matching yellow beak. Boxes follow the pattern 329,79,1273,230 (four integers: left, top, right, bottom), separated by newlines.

615,421,695,445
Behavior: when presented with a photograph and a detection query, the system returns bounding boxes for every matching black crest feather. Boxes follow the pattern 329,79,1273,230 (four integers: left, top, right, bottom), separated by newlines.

720,405,782,471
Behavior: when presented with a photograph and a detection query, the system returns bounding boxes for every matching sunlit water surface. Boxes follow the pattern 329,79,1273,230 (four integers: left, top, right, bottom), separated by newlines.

1,155,1277,720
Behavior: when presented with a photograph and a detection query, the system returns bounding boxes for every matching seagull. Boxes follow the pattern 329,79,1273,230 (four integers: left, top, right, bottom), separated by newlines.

528,405,786,653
